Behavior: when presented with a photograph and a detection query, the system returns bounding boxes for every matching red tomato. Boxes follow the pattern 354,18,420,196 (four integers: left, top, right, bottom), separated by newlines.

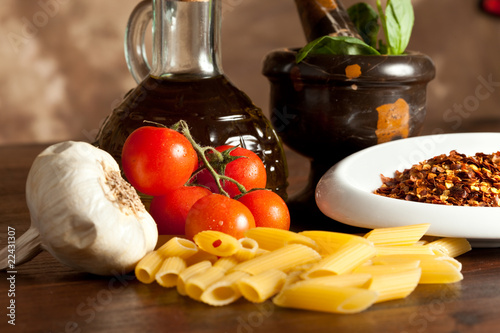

238,190,290,230
185,193,256,240
149,186,212,235
196,145,267,197
121,126,198,196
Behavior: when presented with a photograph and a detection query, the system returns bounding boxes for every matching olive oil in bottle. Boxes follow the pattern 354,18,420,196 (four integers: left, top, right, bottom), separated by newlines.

95,0,288,201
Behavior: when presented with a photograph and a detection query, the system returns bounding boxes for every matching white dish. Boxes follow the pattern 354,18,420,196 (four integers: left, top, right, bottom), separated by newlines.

315,132,500,247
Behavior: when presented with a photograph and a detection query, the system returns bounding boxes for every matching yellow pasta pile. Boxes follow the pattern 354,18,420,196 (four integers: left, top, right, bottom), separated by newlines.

134,224,471,314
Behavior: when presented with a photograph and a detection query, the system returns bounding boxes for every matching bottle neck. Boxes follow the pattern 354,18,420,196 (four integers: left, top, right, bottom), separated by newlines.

151,0,223,79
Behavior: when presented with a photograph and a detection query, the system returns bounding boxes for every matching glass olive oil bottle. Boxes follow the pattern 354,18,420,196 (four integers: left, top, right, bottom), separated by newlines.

95,0,288,202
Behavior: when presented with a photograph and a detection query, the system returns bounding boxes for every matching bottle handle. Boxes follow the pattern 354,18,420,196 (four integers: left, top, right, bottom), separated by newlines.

125,0,152,83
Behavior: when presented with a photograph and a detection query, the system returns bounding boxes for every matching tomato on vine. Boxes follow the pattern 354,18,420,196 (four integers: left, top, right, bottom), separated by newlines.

121,121,290,239
121,126,198,196
150,186,212,235
195,145,267,197
184,193,256,239
238,190,290,230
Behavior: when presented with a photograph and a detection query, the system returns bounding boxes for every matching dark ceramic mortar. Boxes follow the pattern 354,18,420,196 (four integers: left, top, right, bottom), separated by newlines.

262,48,436,231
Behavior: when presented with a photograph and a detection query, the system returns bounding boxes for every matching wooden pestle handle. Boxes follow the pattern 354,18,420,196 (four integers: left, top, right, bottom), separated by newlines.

295,0,362,42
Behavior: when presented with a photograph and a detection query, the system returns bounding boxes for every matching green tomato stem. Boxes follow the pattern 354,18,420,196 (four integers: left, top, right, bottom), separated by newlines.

175,120,248,198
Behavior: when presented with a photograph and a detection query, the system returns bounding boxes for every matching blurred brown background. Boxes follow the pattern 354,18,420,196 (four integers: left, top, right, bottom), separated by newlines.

1,0,499,146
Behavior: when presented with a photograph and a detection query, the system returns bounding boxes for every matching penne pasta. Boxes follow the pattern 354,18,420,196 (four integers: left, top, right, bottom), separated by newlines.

213,257,239,271
375,244,434,256
177,260,212,296
185,249,219,266
429,255,462,271
157,237,198,259
194,230,241,257
418,259,463,284
372,254,462,271
286,235,319,250
411,256,463,284
244,227,318,251
135,251,163,284
185,266,226,301
353,260,421,275
289,262,315,274
134,226,468,314
367,268,422,303
231,244,321,276
238,269,287,303
277,270,303,297
273,284,378,314
298,230,371,255
200,271,250,306
255,248,270,257
370,253,462,284
155,256,187,288
302,241,376,279
185,257,239,301
426,238,471,258
233,237,259,262
291,273,372,289
363,223,430,246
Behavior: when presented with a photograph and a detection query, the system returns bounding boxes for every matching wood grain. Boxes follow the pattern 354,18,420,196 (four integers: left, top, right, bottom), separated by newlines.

1,144,500,333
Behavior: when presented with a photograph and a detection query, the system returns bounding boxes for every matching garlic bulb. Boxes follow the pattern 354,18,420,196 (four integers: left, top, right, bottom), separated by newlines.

0,141,158,276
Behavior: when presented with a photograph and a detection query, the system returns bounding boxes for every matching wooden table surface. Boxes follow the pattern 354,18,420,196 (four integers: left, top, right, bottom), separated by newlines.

1,143,500,333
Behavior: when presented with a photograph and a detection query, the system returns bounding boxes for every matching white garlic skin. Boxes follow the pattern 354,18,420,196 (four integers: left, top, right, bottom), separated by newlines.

26,141,158,276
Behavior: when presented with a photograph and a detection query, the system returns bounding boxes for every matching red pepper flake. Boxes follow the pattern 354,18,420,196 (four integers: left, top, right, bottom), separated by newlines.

212,239,222,248
374,150,500,207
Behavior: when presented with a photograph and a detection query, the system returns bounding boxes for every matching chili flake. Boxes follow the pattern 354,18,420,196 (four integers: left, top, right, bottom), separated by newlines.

374,150,500,207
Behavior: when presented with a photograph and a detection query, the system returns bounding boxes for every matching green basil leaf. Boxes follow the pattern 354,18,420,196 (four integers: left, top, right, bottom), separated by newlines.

347,3,380,48
296,36,381,63
378,39,388,55
377,0,414,55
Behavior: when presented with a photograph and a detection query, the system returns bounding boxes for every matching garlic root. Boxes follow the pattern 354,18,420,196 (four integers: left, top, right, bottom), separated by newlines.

0,227,42,270
1,141,158,276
